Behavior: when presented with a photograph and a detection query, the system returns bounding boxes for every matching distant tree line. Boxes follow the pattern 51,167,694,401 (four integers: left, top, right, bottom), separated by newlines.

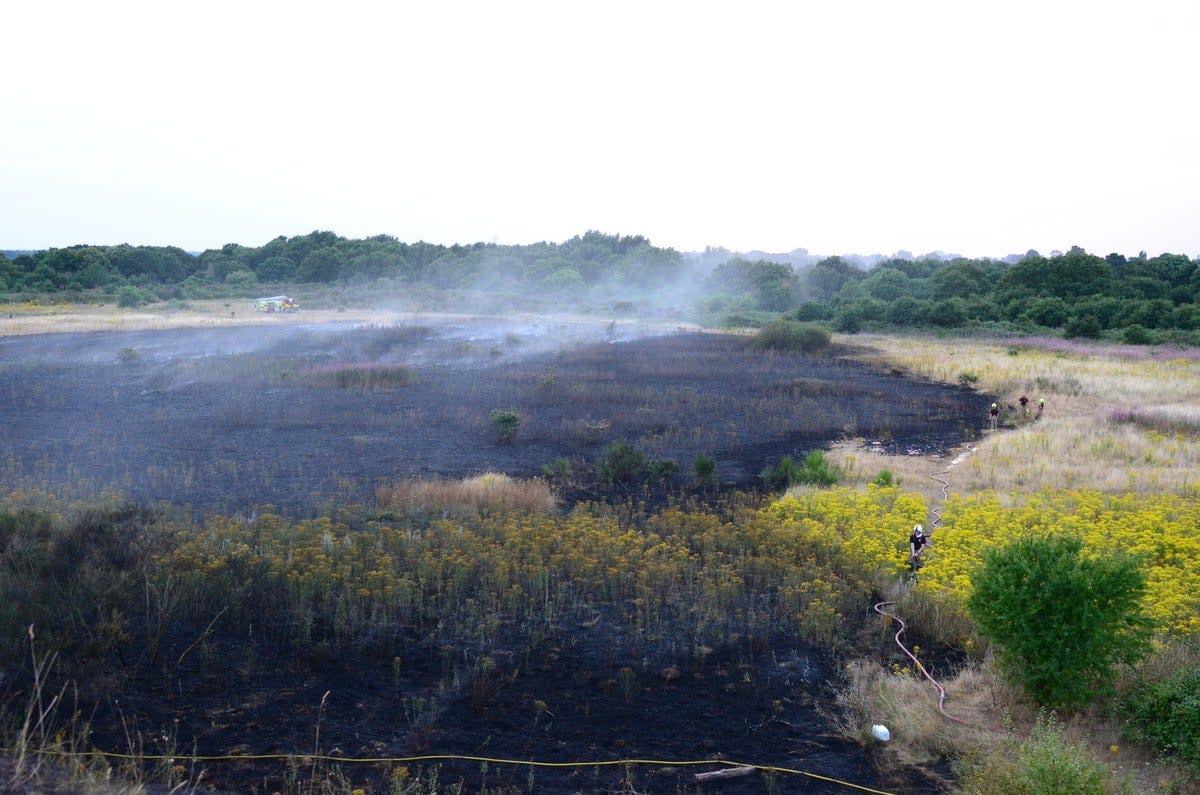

0,230,682,306
3,233,1198,343
785,246,1200,344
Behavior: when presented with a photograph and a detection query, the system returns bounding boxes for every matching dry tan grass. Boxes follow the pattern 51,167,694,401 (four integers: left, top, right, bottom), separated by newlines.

376,472,556,518
0,300,705,338
837,656,1194,794
831,333,1200,791
832,334,1200,498
0,299,425,336
834,658,1003,766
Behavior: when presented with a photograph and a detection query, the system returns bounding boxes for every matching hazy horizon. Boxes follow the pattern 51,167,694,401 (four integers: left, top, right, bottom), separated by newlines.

4,1,1198,260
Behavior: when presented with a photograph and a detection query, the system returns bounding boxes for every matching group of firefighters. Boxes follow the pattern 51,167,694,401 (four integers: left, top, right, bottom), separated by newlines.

988,394,1044,431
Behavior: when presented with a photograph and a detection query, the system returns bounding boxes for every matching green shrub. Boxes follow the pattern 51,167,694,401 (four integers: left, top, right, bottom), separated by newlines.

116,285,145,308
692,454,717,484
1119,323,1156,345
541,457,573,483
596,440,645,484
796,449,840,486
645,457,679,479
1064,314,1102,339
761,450,840,490
955,712,1111,795
488,408,522,443
967,534,1153,707
720,310,779,329
870,469,894,487
761,455,800,490
1120,663,1200,770
751,320,832,353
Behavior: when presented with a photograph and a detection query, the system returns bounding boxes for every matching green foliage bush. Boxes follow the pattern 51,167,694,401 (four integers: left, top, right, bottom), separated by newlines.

967,534,1153,707
488,408,522,443
596,439,645,484
116,285,146,308
1064,314,1102,339
1120,663,1200,770
751,320,831,353
761,450,840,490
955,712,1111,795
645,457,679,479
1119,323,1157,345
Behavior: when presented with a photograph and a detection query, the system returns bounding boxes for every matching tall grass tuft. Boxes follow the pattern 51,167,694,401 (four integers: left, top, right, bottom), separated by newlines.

301,362,413,390
376,472,556,518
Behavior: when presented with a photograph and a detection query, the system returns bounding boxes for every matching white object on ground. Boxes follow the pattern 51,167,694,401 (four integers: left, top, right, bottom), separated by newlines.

871,724,891,742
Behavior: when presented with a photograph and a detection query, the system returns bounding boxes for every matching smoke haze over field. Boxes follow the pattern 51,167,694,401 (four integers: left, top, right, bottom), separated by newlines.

3,1,1198,259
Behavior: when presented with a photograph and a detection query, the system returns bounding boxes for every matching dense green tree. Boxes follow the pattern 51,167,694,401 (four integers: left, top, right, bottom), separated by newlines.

929,297,968,327
791,301,833,322
1170,304,1200,330
1142,253,1194,286
1117,298,1174,330
967,534,1153,708
963,295,1003,323
995,251,1112,301
859,267,913,302
1022,296,1070,328
254,255,296,282
297,247,344,282
1116,275,1170,300
1063,314,1102,339
833,298,886,333
542,268,586,291
804,256,862,301
932,259,995,298
707,258,798,312
1072,295,1124,330
878,256,942,280
0,254,15,290
110,244,197,283
885,295,922,326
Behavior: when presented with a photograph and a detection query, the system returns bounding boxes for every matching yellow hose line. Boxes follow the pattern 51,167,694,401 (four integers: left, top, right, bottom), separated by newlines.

14,748,898,794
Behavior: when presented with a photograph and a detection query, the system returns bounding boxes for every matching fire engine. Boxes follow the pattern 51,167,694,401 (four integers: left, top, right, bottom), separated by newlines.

254,295,300,313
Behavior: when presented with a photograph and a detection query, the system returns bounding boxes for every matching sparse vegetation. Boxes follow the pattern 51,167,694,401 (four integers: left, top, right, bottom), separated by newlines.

302,362,413,390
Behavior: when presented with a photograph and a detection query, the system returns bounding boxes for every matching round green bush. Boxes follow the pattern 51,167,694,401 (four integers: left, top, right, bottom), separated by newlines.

751,320,831,353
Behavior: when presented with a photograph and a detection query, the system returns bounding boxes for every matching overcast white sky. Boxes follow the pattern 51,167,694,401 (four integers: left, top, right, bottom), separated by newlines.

3,1,1198,259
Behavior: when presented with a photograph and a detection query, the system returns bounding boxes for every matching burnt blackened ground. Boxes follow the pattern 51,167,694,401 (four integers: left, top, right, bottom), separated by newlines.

82,625,952,794
0,318,989,514
1,318,985,793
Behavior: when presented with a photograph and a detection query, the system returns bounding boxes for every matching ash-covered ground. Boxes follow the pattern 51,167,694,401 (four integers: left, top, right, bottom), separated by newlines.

1,317,989,514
